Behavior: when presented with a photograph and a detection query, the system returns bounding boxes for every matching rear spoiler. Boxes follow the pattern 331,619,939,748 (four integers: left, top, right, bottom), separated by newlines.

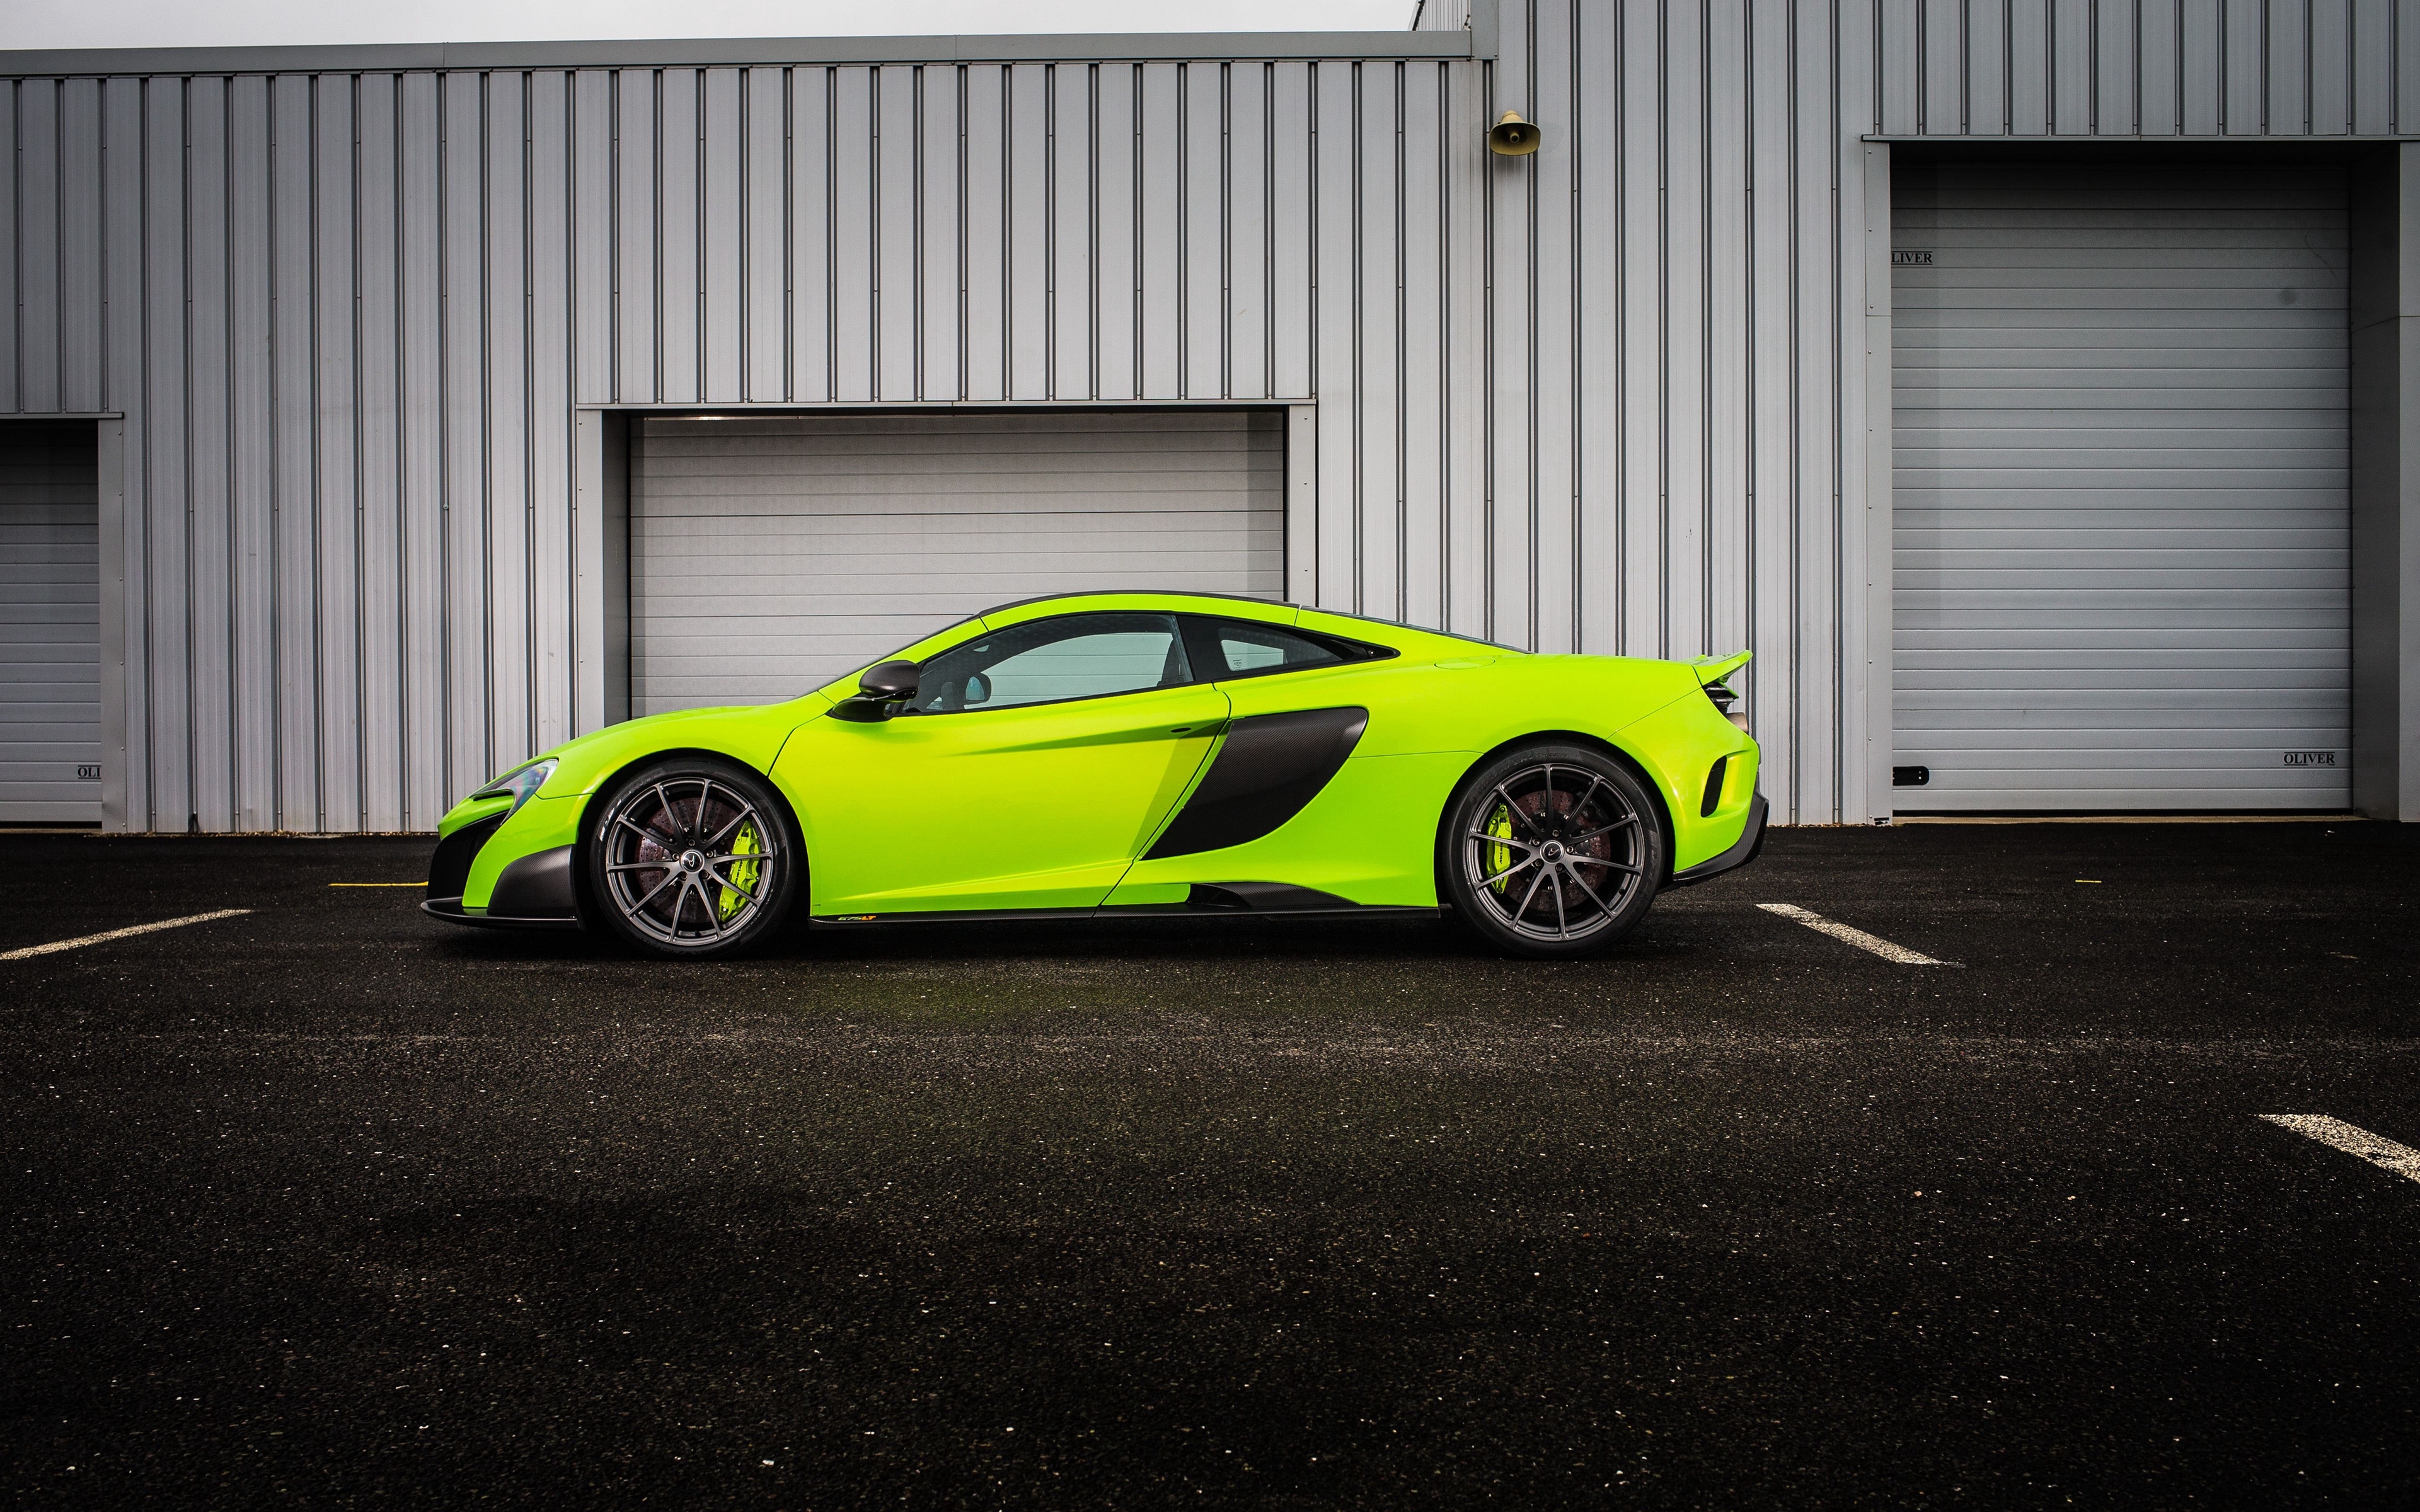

1690,650,1752,686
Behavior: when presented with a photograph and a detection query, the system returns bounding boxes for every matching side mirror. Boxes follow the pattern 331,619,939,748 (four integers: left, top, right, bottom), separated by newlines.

829,659,921,723
860,660,921,701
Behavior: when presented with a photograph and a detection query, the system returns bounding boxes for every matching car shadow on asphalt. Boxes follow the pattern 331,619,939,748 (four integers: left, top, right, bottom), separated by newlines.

415,909,1715,973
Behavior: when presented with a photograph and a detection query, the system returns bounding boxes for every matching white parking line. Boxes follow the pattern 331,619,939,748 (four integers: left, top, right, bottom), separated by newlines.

0,908,253,962
1756,903,1955,966
2259,1114,2420,1185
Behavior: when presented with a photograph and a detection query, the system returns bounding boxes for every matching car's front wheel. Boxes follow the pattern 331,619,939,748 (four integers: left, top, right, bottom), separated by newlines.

584,757,802,959
1440,743,1665,959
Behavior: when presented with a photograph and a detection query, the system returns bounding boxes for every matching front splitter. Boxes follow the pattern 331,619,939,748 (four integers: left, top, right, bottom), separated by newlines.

421,896,584,932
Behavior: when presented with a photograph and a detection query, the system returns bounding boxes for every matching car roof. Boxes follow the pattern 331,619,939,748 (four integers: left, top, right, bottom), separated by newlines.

977,588,1545,653
976,591,1527,655
976,588,1293,619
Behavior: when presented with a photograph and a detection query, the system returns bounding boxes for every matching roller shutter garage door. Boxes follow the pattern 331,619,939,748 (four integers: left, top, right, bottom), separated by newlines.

1892,161,2351,811
630,411,1284,715
1,421,101,825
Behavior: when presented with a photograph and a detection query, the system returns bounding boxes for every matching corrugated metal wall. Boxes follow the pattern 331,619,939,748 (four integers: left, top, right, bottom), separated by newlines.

3,4,2414,830
1872,0,2420,138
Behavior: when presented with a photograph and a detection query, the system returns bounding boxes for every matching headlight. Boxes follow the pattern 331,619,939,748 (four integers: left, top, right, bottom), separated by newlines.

470,757,558,817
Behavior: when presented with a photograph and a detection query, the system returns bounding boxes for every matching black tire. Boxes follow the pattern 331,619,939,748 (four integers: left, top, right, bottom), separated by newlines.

1439,742,1665,960
582,756,802,959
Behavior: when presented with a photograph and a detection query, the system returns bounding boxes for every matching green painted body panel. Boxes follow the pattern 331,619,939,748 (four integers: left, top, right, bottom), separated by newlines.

771,681,1228,913
1108,750,1470,907
1618,691,1761,869
430,589,1763,924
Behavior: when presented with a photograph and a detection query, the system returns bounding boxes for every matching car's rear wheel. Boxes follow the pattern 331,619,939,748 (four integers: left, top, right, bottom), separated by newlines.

1440,743,1664,959
585,757,801,959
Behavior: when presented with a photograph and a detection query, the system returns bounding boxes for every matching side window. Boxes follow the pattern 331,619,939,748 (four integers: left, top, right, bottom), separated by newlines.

906,612,1193,713
1190,617,1388,680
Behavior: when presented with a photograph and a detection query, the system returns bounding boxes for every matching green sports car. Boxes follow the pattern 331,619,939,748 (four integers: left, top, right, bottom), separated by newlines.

424,591,1766,960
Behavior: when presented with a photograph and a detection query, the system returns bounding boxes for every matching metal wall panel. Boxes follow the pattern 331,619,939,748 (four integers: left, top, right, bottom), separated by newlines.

270,72,317,831
1140,62,1183,401
58,79,101,415
1051,66,1093,401
921,65,962,403
1311,59,1357,612
1095,64,1139,401
1267,62,1311,403
1357,60,1402,621
702,68,742,406
880,64,923,403
486,70,534,780
312,74,360,832
400,71,446,827
1400,60,1446,632
1526,6,1573,655
531,71,579,757
357,71,406,831
1009,62,1050,402
187,76,234,832
1228,63,1270,402
962,65,1006,403
742,68,786,404
18,80,60,415
789,67,831,404
573,72,614,416
1873,0,2420,137
439,71,489,807
1182,62,1223,400
5,8,2412,828
658,69,701,406
229,75,275,832
141,76,189,833
613,69,655,404
102,77,146,832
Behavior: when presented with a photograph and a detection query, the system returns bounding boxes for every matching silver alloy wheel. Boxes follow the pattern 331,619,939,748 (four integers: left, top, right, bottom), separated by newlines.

597,776,780,949
1460,761,1647,944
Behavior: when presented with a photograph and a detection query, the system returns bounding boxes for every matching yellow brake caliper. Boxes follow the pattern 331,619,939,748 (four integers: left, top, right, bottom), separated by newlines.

717,821,763,921
1486,803,1514,895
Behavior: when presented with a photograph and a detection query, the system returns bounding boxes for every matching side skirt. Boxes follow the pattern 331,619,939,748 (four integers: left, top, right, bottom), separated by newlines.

812,885,1439,928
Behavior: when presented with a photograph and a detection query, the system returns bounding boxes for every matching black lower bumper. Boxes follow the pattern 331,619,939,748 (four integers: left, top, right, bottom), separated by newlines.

422,841,582,931
1668,791,1768,888
421,897,584,932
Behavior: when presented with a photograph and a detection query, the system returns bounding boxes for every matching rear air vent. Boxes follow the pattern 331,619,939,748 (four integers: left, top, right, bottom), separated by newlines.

1700,756,1730,818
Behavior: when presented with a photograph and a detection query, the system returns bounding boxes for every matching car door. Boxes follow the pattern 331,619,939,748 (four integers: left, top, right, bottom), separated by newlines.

1101,612,1426,908
781,610,1230,915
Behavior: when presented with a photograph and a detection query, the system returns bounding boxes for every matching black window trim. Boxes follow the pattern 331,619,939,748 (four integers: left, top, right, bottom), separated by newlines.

1177,613,1400,684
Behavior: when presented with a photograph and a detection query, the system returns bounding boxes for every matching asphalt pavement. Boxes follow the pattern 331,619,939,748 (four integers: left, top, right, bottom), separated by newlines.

2,820,2416,1508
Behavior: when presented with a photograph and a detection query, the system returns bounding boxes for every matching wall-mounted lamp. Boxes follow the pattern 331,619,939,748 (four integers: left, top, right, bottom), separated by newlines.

1488,110,1541,156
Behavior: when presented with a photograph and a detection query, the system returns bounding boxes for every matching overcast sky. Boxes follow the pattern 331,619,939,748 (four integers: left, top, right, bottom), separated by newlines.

4,1,1420,50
